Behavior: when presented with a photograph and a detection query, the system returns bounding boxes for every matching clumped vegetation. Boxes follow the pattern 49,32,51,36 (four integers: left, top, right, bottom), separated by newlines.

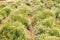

0,0,60,40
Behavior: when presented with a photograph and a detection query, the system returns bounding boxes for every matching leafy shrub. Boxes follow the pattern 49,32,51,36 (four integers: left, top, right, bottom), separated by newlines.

0,21,29,40
10,9,30,30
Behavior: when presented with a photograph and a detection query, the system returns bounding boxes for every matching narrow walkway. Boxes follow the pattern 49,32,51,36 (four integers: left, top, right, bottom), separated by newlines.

28,0,35,40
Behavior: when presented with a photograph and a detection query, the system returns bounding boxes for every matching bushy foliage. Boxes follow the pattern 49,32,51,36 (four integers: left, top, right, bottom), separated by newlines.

0,0,60,40
0,21,29,40
33,0,60,40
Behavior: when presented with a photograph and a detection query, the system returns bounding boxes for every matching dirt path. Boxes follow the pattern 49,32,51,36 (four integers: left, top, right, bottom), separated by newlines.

27,0,35,40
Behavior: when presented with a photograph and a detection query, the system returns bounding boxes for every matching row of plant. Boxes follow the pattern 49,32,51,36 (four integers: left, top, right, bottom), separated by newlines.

0,0,60,40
